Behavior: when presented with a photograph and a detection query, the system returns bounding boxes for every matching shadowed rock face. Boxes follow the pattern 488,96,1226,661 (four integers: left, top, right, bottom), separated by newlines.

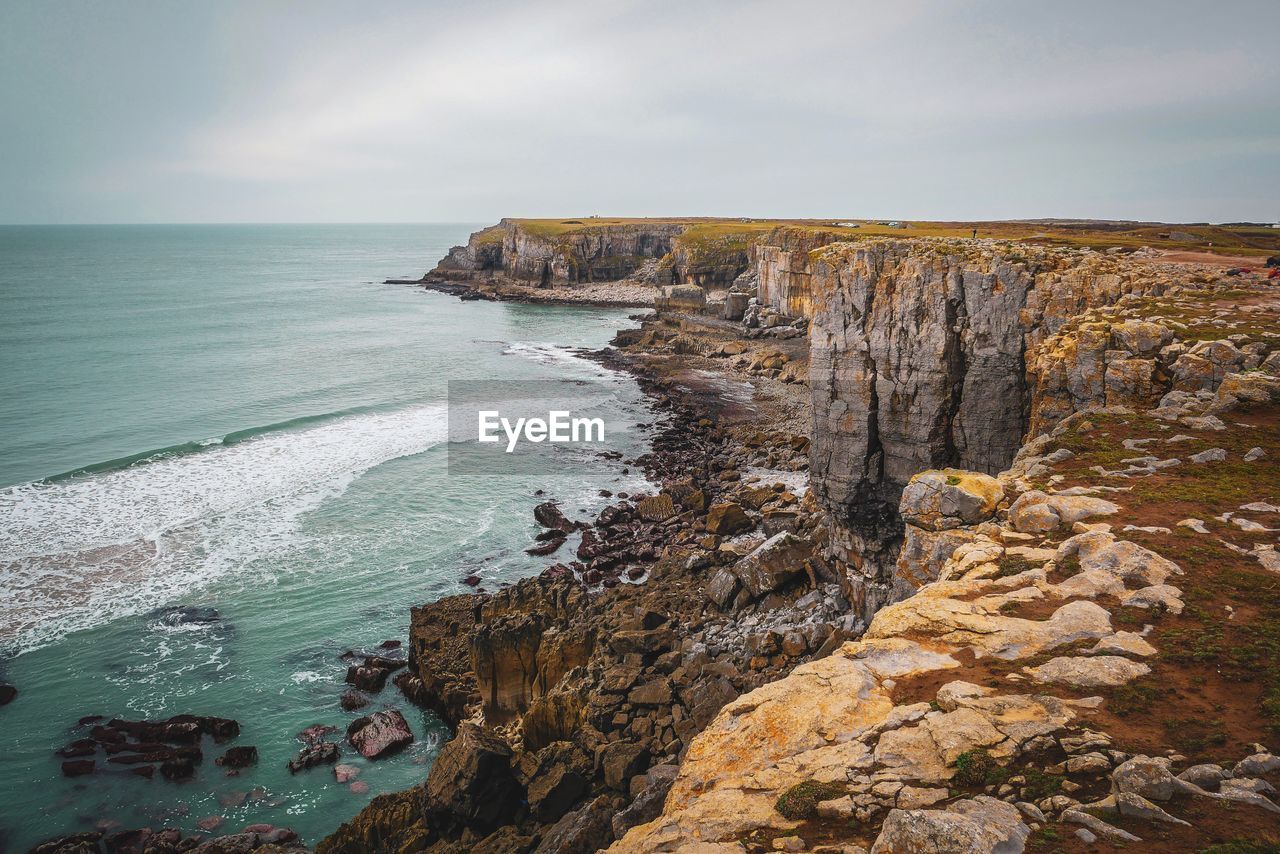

804,240,1176,616
808,242,1034,615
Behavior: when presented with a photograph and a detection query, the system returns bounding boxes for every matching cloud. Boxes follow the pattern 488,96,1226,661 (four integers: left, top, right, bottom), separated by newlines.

5,0,1279,222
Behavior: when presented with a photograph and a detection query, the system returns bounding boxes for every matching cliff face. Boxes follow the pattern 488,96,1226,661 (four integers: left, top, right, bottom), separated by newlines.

754,227,848,318
615,274,1280,853
431,220,684,286
804,241,1179,617
431,220,760,289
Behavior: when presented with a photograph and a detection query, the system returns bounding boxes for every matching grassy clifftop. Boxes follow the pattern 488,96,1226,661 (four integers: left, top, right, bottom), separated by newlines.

508,217,1280,259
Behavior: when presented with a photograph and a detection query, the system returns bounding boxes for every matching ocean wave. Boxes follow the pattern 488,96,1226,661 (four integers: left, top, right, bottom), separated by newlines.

0,403,449,656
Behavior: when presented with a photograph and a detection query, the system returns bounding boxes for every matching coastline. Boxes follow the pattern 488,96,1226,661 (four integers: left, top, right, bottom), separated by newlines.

24,221,1280,853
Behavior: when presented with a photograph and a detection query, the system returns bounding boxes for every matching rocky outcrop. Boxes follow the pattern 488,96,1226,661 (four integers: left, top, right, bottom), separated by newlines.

612,276,1280,851
431,219,684,286
805,240,1194,616
754,226,849,318
429,220,767,291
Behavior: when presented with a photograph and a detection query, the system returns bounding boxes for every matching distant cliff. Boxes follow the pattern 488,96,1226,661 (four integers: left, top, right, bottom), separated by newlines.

430,219,760,288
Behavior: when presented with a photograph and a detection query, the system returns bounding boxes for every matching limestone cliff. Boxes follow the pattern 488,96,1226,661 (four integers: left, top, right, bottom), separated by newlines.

804,241,1182,618
432,219,684,285
615,275,1280,852
430,219,760,289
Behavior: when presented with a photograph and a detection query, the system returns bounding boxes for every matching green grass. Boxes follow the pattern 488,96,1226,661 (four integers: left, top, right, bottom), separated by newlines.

995,554,1037,579
1200,841,1280,854
1022,768,1065,801
774,780,846,820
1106,679,1162,716
1163,716,1229,753
1027,824,1063,852
953,749,1008,787
498,217,1280,257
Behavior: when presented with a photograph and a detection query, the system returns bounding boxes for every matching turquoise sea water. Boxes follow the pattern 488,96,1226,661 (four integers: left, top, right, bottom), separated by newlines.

0,225,651,849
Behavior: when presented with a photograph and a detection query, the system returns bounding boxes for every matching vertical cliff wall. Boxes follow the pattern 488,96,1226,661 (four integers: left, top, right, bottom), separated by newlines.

431,220,760,287
804,239,1175,616
754,227,848,318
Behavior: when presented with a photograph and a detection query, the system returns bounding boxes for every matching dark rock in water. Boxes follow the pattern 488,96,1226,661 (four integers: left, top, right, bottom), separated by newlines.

534,794,618,854
76,714,102,726
130,765,154,779
160,758,195,780
533,501,576,533
216,745,258,769
0,683,15,706
462,574,482,587
525,534,566,556
60,759,94,777
103,714,239,745
288,741,339,774
31,832,104,853
156,605,221,626
423,722,523,833
297,724,337,744
378,639,401,650
344,663,391,692
346,709,413,759
339,690,369,711
57,738,97,758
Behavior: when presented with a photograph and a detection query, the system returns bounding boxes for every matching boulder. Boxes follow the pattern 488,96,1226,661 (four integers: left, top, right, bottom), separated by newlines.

724,292,752,321
346,710,414,759
1025,655,1150,688
899,470,1004,531
0,683,15,706
705,568,742,610
345,664,391,693
655,285,707,313
870,796,1029,853
1211,372,1280,413
1009,491,1119,533
731,532,811,598
534,501,576,533
1113,756,1180,801
215,746,258,769
705,502,753,535
424,722,523,833
340,690,369,711
535,794,618,854
527,760,589,823
600,740,650,790
288,741,338,774
635,494,676,522
612,765,679,839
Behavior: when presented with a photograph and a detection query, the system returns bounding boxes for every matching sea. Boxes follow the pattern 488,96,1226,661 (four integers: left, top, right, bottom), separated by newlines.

0,224,653,849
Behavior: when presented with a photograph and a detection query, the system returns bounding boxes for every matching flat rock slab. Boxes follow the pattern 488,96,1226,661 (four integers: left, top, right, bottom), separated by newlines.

1026,655,1150,688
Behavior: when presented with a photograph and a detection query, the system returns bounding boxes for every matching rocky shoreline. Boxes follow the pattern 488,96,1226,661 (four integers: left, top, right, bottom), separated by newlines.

319,307,855,852
29,221,1280,853
330,225,1280,853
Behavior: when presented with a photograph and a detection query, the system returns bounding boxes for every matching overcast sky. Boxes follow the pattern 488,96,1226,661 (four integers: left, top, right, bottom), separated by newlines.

2,0,1277,224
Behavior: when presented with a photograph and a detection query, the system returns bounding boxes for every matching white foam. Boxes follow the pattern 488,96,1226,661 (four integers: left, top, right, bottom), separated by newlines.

0,404,448,655
502,341,618,378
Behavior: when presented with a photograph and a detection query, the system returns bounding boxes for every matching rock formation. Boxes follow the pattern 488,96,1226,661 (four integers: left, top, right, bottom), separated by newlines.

321,229,1280,854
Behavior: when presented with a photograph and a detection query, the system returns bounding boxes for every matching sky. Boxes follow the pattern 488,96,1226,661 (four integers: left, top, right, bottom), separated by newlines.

1,0,1277,225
